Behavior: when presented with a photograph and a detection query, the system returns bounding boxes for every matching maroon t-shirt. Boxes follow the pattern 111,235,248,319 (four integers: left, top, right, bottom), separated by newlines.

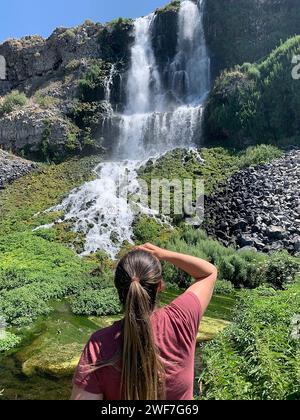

73,291,202,400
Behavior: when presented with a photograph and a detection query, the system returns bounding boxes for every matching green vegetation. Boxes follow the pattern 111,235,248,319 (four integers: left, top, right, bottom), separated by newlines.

213,280,235,296
204,0,300,76
156,0,180,14
107,17,133,27
201,282,300,400
133,222,299,290
0,231,97,326
139,146,283,219
238,144,282,168
0,333,21,353
70,289,121,316
0,90,27,116
204,36,300,147
98,19,133,62
34,92,59,109
58,29,76,40
78,60,110,103
0,155,102,235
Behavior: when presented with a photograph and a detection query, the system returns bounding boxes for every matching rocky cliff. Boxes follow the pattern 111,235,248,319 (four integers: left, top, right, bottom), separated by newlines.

0,19,134,161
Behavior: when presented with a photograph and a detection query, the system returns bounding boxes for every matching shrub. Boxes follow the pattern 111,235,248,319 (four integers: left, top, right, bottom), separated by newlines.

156,0,180,13
0,268,33,291
201,283,300,400
59,29,76,39
34,93,59,109
238,145,283,168
78,61,108,102
159,226,298,290
133,216,173,244
70,288,121,316
264,251,300,290
0,332,21,353
0,90,27,115
0,287,52,326
214,280,235,296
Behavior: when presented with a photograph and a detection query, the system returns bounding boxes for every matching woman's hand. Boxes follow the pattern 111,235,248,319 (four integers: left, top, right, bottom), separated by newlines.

135,243,169,261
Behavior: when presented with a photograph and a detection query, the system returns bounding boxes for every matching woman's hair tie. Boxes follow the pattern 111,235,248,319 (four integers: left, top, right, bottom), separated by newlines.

132,276,140,283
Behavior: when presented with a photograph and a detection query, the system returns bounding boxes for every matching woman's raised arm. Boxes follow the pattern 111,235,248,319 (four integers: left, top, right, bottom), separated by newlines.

136,243,218,314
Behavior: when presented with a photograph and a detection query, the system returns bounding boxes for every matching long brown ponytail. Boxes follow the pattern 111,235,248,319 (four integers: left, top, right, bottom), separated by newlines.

115,250,165,400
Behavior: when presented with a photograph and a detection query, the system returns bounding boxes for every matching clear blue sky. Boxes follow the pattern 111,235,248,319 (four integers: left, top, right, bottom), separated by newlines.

0,0,170,43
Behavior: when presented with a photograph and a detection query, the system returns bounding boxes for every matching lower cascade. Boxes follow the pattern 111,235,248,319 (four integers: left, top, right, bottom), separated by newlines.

46,0,211,258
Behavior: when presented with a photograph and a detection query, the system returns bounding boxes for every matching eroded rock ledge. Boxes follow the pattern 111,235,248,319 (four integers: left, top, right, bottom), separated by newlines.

204,149,300,254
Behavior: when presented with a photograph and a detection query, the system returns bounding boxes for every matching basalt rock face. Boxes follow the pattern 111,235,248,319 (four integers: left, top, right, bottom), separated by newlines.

0,150,36,188
204,150,300,255
204,0,300,78
0,105,76,160
152,8,179,78
0,19,134,160
0,24,103,95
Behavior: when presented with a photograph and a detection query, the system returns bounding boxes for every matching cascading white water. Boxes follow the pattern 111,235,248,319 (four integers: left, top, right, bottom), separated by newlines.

41,0,210,258
104,64,117,103
170,0,210,103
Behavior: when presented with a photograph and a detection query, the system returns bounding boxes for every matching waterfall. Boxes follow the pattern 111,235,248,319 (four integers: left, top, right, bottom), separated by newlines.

170,0,210,103
104,64,117,103
126,14,162,115
41,0,211,258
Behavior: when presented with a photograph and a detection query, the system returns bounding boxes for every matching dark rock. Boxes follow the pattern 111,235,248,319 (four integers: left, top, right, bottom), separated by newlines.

266,226,287,240
0,150,37,187
203,150,300,255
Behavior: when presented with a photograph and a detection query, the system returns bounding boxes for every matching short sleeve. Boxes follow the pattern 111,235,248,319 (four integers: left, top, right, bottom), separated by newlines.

168,291,202,341
73,334,103,395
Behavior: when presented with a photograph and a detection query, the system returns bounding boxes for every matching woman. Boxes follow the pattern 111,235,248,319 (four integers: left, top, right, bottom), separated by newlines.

71,243,217,400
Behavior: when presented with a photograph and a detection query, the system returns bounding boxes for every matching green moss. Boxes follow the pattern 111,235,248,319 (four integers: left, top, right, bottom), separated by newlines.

0,155,102,235
139,146,282,203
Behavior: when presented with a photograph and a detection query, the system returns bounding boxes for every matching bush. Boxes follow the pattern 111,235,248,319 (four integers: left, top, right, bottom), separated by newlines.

0,268,34,291
0,90,27,115
70,288,121,316
34,93,59,109
238,145,283,168
201,283,300,400
0,287,52,326
159,226,298,290
264,251,300,290
78,61,109,102
0,332,21,353
133,216,173,244
214,280,235,296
